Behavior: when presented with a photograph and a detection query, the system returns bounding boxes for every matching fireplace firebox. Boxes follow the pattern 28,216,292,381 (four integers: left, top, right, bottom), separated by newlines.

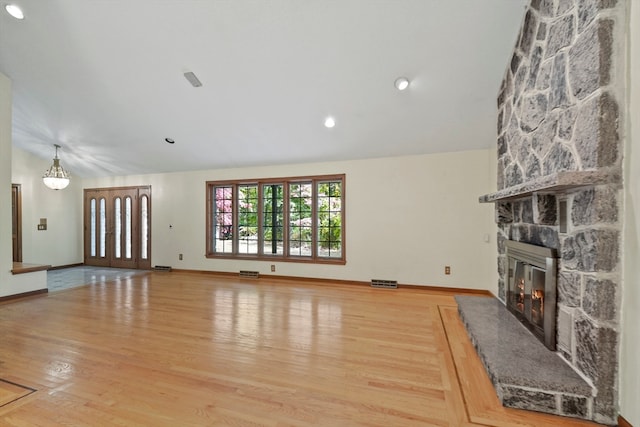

505,240,558,350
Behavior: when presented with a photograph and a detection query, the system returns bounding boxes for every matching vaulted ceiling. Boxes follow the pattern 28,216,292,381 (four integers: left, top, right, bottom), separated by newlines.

0,0,527,177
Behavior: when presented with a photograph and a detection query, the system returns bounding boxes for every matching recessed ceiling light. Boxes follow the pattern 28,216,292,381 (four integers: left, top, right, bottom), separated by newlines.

165,138,175,144
324,117,336,128
394,77,410,91
5,4,24,19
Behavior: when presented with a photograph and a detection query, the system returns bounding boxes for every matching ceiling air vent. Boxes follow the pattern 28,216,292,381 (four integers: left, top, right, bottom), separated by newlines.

183,71,203,87
371,279,398,289
239,270,259,279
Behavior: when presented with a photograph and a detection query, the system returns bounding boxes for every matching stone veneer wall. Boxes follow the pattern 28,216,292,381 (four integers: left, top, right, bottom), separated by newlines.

495,0,625,424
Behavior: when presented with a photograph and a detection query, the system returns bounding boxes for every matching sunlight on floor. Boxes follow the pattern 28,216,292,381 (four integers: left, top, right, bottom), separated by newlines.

47,266,147,292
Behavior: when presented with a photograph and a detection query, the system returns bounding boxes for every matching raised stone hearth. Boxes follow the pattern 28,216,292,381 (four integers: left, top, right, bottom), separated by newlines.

456,296,593,418
479,0,625,424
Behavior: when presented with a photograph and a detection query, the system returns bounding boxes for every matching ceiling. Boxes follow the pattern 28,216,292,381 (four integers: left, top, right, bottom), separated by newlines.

0,0,528,178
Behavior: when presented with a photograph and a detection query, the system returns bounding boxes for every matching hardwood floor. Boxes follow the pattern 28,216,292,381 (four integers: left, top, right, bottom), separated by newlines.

0,272,605,426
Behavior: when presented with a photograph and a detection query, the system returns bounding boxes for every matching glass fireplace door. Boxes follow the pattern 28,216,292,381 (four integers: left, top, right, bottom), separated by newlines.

530,266,546,329
508,261,546,336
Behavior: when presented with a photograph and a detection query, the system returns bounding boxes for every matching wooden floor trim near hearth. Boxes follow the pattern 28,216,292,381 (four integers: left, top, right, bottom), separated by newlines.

618,415,634,427
439,305,601,426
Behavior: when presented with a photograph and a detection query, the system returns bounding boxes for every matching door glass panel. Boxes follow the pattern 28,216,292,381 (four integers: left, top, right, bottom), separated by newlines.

100,198,106,257
531,267,546,328
125,197,132,259
513,261,526,314
90,198,96,257
141,195,148,260
114,197,122,258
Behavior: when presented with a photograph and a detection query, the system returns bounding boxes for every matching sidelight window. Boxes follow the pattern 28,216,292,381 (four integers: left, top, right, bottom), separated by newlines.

115,197,121,258
99,198,106,257
141,195,149,260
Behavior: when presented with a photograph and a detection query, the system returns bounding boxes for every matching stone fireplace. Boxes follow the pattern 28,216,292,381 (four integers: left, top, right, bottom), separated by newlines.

475,0,626,424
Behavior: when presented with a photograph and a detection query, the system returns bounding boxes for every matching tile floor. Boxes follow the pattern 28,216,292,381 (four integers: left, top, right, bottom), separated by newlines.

47,266,148,292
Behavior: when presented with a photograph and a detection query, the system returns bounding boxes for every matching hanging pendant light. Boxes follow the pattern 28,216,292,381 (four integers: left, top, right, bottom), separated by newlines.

43,144,71,190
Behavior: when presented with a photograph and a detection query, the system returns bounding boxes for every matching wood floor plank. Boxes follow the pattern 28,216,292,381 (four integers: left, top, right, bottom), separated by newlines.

0,272,608,426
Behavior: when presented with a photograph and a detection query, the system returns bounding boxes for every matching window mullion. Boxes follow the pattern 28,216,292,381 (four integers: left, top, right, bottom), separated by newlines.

311,179,317,260
270,184,277,255
233,184,239,255
283,181,290,257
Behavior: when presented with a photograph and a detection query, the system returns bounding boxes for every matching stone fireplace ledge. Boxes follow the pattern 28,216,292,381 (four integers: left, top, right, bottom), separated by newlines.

478,168,622,203
455,296,594,418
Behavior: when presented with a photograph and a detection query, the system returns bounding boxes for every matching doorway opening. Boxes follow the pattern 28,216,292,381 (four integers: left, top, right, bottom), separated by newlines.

84,186,151,269
12,184,22,263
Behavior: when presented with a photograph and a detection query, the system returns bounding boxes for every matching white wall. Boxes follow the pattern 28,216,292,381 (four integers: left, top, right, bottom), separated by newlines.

487,145,499,295
0,72,47,296
620,0,640,424
0,73,13,294
84,149,498,291
11,147,83,267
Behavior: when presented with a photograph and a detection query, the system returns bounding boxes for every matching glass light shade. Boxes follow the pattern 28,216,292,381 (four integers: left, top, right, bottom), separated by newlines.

43,176,70,190
43,146,71,190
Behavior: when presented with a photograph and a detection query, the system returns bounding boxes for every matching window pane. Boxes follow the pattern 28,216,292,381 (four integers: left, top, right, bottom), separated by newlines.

317,181,342,258
289,182,313,257
115,197,121,258
238,184,258,254
214,186,234,253
125,197,132,259
262,184,284,255
90,199,96,257
141,195,148,260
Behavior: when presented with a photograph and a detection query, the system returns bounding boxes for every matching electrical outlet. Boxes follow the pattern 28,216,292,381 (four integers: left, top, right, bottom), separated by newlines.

179,254,183,260
271,265,275,272
445,266,451,275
